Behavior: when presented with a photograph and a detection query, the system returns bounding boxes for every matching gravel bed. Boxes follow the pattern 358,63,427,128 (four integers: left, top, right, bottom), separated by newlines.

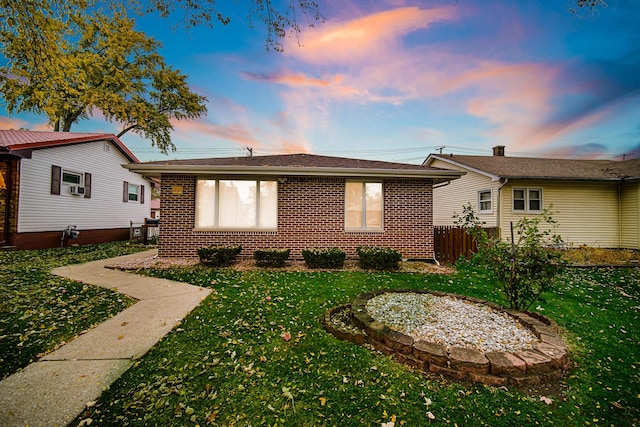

366,293,538,353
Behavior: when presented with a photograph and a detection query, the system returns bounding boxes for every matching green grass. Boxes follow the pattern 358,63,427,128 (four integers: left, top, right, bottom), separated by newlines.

0,241,148,379
75,263,639,426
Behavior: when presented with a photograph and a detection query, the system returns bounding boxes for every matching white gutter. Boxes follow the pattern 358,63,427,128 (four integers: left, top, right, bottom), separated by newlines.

122,164,464,181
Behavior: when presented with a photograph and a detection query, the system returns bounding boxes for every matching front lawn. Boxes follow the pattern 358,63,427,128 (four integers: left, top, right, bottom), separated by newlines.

0,242,148,379
77,264,640,426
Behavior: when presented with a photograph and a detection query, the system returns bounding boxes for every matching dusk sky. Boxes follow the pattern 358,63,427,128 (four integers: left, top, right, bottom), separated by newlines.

1,0,639,163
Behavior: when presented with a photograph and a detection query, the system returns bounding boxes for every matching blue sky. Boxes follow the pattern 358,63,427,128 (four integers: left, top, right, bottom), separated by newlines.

1,0,639,163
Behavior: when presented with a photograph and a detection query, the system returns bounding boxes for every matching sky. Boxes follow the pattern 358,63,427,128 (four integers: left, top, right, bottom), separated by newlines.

1,0,639,163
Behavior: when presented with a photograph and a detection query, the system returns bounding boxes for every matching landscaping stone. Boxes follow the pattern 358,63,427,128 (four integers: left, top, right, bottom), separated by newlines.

322,290,569,388
534,343,568,369
448,347,490,374
540,333,568,350
485,351,527,376
469,372,509,387
383,330,414,354
429,364,468,381
413,340,448,366
514,349,553,374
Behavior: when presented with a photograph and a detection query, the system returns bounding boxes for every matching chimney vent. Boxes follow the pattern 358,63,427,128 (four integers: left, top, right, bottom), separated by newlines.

492,145,505,156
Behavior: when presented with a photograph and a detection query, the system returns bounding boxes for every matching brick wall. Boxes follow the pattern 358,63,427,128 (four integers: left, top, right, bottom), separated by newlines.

159,175,434,260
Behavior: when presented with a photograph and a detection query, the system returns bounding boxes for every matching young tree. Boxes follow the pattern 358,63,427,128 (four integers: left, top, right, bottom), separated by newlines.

454,203,566,311
0,5,207,153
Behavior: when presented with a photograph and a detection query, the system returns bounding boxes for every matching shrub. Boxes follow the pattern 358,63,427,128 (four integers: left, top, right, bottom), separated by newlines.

197,245,242,267
454,203,566,311
302,248,346,269
357,246,402,270
253,248,290,268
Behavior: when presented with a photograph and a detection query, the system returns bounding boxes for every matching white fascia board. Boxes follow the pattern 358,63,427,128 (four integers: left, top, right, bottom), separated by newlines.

424,155,501,181
123,164,465,181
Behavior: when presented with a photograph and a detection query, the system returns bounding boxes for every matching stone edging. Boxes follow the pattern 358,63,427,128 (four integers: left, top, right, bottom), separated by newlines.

323,289,570,387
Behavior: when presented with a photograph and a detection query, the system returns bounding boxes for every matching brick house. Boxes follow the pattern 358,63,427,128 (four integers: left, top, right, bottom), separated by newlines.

125,154,463,260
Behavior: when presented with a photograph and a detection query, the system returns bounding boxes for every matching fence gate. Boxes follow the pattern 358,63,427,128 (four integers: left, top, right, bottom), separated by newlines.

433,226,498,264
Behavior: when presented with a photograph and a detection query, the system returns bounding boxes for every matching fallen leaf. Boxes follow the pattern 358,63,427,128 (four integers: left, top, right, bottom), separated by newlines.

539,396,553,405
319,397,327,406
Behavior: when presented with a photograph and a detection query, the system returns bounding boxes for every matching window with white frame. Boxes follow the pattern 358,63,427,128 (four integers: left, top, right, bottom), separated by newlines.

513,188,543,212
478,189,492,213
128,183,140,202
195,179,277,229
123,181,145,203
345,182,383,230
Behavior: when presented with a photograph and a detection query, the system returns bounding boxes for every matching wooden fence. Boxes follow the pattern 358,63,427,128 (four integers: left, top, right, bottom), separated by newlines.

433,226,499,264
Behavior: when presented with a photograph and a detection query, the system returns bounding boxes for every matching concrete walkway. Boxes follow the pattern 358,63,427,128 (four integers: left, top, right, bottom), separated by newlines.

0,249,211,427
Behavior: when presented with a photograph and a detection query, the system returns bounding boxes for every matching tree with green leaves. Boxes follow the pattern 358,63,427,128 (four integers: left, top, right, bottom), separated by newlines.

0,3,207,153
453,203,566,311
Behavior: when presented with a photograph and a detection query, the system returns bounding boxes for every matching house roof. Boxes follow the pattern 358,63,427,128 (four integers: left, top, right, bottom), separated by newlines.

424,154,640,181
0,130,140,163
124,153,464,183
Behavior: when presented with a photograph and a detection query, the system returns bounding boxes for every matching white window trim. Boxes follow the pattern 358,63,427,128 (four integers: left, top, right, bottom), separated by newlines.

62,169,83,186
345,181,384,231
477,189,493,214
513,187,543,213
195,179,278,230
128,183,140,202
61,169,84,196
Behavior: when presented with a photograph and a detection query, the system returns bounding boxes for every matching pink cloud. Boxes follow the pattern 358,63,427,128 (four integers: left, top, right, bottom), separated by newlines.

0,116,28,129
288,6,458,64
172,119,261,147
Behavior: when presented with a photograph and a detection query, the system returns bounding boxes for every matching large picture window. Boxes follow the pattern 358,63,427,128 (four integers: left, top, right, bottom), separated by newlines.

345,182,383,230
513,188,542,212
196,179,277,229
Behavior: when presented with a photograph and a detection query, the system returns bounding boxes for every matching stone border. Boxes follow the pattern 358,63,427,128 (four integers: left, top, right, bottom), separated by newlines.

323,289,570,387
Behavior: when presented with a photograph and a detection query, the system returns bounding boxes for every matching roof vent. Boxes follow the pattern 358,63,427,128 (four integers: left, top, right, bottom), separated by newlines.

492,145,505,156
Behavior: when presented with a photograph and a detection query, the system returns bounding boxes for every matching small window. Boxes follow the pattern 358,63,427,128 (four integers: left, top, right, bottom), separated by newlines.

62,170,82,186
513,188,543,212
478,190,492,213
123,181,145,203
128,183,139,202
345,182,383,230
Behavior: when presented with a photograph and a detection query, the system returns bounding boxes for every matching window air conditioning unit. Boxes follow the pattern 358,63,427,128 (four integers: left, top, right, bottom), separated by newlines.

69,186,85,195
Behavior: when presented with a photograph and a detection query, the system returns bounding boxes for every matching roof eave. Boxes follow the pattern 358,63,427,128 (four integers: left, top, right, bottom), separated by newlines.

502,175,622,181
123,164,465,181
4,134,140,164
424,154,501,181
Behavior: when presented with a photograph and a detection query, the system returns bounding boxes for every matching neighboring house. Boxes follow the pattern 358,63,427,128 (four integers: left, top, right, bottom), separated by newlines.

124,154,463,259
150,198,160,219
424,146,640,249
0,130,151,250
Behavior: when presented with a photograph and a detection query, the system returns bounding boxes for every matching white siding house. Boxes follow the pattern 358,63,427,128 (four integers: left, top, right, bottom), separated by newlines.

0,130,151,249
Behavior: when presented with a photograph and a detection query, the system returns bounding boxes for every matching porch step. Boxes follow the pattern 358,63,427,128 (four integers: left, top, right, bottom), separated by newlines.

0,245,16,251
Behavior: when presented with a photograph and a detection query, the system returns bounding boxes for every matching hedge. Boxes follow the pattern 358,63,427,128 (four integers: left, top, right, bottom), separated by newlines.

197,245,242,267
302,248,346,269
357,246,402,270
253,248,291,268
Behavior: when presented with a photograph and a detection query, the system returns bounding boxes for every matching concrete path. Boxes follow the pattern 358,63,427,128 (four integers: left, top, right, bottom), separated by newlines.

0,249,211,427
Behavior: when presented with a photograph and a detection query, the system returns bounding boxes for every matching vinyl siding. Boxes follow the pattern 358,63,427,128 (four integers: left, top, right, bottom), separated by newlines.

17,141,150,232
499,180,620,248
430,159,499,226
620,182,640,249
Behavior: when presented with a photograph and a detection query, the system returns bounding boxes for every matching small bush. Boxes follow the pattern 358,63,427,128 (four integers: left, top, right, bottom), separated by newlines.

197,245,242,267
253,248,290,268
302,248,346,269
357,246,402,270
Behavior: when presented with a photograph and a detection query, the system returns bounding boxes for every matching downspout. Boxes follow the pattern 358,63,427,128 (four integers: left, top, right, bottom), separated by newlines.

496,178,509,237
